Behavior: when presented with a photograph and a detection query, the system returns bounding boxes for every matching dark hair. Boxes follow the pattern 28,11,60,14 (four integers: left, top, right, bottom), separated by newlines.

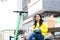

34,14,43,28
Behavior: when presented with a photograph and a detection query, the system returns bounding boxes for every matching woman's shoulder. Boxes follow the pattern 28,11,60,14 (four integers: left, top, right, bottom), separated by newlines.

42,22,47,25
43,22,45,24
32,25,35,27
42,22,48,27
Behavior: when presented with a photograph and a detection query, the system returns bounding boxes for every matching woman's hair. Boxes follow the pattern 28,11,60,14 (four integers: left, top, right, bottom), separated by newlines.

34,14,43,28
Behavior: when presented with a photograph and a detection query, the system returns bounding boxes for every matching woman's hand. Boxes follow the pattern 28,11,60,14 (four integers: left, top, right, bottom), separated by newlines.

34,27,40,30
34,27,41,34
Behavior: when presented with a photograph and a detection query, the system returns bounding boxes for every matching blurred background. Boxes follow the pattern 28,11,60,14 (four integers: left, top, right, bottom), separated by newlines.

0,0,60,40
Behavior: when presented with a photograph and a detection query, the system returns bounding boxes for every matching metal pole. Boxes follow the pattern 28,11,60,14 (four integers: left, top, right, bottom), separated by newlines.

14,15,22,40
13,11,28,40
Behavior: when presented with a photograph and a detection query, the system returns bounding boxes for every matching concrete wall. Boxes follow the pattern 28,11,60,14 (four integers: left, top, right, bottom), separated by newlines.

28,0,43,16
17,0,23,11
43,0,60,10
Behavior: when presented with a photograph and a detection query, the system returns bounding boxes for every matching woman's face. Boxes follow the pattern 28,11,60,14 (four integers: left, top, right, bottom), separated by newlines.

35,15,40,22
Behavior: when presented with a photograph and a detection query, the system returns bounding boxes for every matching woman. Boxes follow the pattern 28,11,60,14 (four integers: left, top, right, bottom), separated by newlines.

27,14,48,40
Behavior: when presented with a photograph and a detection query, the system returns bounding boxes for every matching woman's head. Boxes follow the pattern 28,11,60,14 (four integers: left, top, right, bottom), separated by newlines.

34,14,43,27
34,14,42,22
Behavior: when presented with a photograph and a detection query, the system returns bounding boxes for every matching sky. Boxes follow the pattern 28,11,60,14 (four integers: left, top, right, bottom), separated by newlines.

0,0,18,31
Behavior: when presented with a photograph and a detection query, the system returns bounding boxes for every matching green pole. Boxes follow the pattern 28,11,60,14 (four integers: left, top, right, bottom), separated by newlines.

13,11,28,40
14,15,22,40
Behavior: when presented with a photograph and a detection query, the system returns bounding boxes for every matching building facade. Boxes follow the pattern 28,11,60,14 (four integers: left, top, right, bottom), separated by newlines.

23,0,60,38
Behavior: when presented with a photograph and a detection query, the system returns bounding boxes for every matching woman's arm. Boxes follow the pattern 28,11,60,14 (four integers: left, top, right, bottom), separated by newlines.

31,25,35,31
40,22,48,33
